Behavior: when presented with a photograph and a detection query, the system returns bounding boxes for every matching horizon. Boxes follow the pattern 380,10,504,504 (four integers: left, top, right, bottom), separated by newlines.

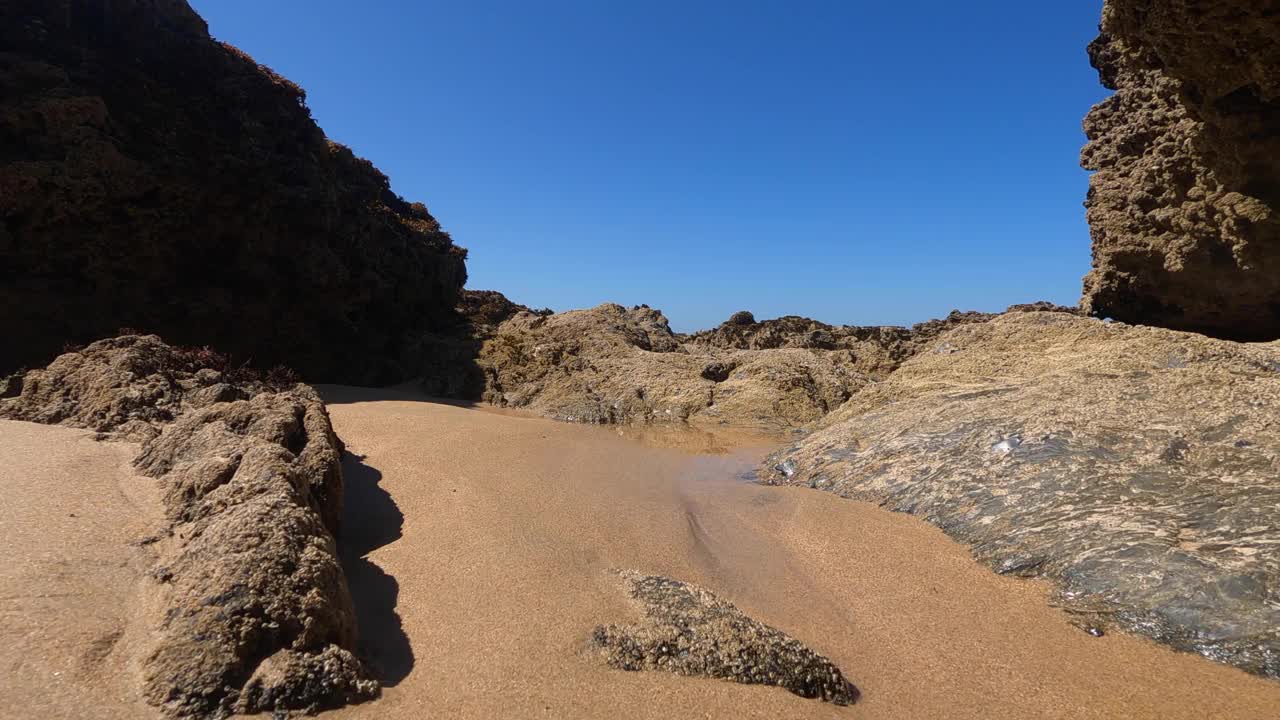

190,0,1109,333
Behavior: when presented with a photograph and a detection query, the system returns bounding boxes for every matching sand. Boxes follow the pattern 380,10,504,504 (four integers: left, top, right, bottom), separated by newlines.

3,391,1280,719
0,420,163,720
318,386,1280,720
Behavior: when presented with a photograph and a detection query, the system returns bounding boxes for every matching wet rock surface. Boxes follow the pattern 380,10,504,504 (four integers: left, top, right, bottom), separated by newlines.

1081,0,1280,340
764,311,1280,677
0,0,466,384
0,336,376,717
592,571,858,705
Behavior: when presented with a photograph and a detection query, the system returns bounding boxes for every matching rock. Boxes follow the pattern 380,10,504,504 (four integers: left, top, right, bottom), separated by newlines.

479,303,1077,428
477,304,866,428
0,0,466,384
1081,1,1280,340
763,311,1280,677
592,571,858,705
683,313,912,379
0,334,235,441
0,336,377,717
457,289,547,330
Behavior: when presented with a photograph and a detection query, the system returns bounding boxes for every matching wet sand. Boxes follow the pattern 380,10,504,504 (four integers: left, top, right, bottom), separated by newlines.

4,393,1280,719
319,386,1280,720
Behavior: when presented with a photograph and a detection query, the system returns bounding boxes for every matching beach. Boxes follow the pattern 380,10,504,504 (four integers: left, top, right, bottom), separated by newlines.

4,389,1279,719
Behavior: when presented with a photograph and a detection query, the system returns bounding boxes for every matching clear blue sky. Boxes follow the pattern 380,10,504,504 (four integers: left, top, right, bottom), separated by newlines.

191,1,1108,331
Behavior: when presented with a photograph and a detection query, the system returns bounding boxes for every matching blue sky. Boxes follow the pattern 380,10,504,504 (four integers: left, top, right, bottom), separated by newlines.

191,1,1108,331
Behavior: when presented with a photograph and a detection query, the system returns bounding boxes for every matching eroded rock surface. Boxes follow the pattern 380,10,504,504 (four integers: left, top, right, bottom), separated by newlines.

0,335,376,717
480,302,1075,428
592,571,858,705
478,304,866,428
0,0,466,383
1081,1,1280,340
764,312,1280,677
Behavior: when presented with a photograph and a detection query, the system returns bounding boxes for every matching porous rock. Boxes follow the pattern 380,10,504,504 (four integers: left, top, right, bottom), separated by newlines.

592,571,858,705
479,302,1076,428
764,311,1280,677
1081,0,1280,340
0,0,466,383
0,336,376,717
478,304,865,428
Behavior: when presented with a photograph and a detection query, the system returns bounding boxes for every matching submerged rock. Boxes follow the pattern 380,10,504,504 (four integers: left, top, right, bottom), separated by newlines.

0,336,376,717
592,571,858,705
1081,1,1280,340
764,311,1280,677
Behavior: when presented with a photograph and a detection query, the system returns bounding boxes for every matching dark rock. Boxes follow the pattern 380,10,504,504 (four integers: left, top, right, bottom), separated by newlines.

764,311,1280,678
1081,1,1280,340
592,571,858,705
0,0,466,384
700,360,737,383
457,289,543,330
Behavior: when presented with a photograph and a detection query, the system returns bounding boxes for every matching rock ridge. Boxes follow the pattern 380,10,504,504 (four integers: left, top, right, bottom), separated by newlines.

0,334,377,717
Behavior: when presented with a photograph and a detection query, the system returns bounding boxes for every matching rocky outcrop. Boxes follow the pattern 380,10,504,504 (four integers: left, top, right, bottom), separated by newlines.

1081,1,1280,340
0,335,376,717
457,289,548,331
592,571,858,705
477,302,1078,428
681,313,913,379
478,304,866,428
764,311,1280,677
0,0,466,384
683,302,1077,380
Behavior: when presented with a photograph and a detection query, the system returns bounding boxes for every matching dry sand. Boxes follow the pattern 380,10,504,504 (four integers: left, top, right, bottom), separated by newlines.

3,391,1280,719
318,386,1280,720
0,420,162,720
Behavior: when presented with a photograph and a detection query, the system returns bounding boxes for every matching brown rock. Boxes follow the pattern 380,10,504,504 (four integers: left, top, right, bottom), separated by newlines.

479,302,1075,428
1081,1,1280,340
764,311,1280,677
478,304,865,428
457,289,547,330
0,336,376,717
592,571,858,705
682,313,912,379
0,0,466,384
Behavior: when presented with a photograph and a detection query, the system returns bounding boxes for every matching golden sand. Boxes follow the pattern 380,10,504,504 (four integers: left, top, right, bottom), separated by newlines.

3,391,1279,719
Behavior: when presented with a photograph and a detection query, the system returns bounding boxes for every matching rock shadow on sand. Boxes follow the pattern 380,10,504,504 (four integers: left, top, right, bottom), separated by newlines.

340,452,415,686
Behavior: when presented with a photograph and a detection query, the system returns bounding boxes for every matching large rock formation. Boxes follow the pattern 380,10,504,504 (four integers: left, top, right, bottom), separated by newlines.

0,0,466,384
764,312,1280,677
478,302,1076,428
0,335,377,717
1081,0,1280,340
477,303,867,428
592,571,858,705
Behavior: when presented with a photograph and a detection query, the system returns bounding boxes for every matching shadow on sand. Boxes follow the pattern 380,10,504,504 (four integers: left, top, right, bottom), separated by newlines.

339,452,414,686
